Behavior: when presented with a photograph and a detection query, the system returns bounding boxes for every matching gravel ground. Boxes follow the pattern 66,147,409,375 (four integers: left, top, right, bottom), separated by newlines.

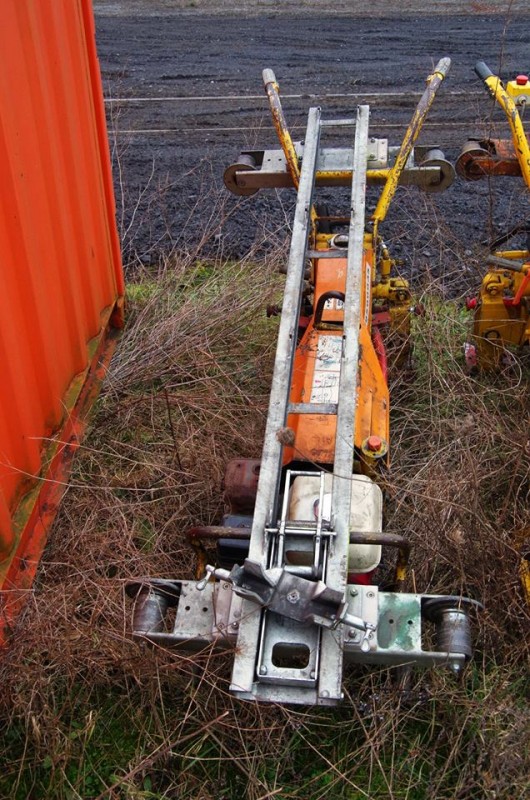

94,3,530,293
94,1,529,17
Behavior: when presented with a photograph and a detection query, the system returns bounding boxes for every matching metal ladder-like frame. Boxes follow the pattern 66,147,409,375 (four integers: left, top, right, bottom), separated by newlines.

230,105,370,704
129,62,480,700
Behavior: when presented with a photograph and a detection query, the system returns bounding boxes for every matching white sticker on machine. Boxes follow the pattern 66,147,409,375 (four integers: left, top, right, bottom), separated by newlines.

364,260,371,326
323,298,344,311
310,335,342,404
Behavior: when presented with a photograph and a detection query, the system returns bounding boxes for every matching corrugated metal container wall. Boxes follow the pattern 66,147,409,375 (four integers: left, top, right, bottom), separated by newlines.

0,0,124,635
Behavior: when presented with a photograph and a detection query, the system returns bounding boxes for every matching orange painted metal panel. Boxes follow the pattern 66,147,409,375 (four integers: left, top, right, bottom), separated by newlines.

0,0,124,637
283,250,389,465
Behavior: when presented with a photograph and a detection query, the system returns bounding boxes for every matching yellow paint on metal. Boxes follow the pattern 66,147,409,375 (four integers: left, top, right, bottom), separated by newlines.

506,76,530,101
495,250,530,260
263,69,301,190
314,168,391,184
395,564,408,590
483,74,530,188
472,265,530,367
372,58,451,237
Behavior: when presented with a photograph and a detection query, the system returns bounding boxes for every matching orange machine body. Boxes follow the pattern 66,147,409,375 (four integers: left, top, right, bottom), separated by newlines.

284,235,389,466
0,0,124,640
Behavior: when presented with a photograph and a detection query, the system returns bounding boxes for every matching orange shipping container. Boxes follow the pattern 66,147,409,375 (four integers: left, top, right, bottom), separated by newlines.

0,0,124,639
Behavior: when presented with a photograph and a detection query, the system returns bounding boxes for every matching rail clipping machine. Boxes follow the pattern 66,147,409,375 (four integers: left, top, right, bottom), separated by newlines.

127,59,481,706
457,61,530,372
457,61,530,606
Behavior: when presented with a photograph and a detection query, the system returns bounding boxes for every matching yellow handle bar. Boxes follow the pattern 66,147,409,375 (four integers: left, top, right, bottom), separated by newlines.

475,60,530,189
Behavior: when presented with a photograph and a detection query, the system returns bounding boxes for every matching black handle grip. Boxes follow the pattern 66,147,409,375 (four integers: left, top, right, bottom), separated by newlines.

475,61,494,82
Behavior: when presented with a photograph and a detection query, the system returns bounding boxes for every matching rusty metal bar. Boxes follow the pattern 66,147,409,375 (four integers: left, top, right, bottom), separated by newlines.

486,255,527,272
349,532,410,592
189,527,410,593
188,526,251,541
227,161,443,194
187,526,251,577
262,69,301,189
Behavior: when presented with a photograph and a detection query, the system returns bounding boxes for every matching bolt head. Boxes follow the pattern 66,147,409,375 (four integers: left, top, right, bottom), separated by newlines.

259,665,267,675
367,435,382,452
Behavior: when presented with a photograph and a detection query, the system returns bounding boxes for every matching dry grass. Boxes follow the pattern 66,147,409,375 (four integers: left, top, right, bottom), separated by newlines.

0,207,529,799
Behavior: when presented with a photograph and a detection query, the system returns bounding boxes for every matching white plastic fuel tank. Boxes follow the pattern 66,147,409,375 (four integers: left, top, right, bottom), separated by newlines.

288,474,382,572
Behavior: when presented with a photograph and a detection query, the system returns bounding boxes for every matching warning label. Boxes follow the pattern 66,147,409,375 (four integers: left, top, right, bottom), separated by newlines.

310,336,342,404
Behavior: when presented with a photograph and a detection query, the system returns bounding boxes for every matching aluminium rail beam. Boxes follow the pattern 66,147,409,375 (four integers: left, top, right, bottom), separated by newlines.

318,104,369,704
230,105,333,702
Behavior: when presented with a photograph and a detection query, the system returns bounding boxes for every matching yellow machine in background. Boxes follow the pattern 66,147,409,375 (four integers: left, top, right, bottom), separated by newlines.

457,61,530,372
457,61,530,606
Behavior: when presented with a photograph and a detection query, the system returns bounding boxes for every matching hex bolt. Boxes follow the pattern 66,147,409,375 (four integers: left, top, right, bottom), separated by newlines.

259,665,267,675
348,629,358,639
287,589,300,604
349,588,358,597
231,621,239,630
367,435,382,452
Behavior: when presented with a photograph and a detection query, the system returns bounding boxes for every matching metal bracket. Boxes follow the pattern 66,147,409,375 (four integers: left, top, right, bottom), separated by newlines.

224,143,454,195
129,581,480,702
198,560,376,639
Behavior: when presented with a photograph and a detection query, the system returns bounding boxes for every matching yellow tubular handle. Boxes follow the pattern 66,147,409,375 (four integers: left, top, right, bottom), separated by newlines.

263,68,301,189
475,61,530,189
372,57,451,235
